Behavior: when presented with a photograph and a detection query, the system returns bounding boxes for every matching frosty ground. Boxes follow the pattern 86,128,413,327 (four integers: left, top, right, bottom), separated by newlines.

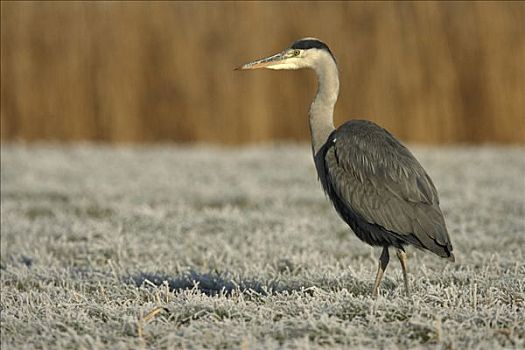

1,144,524,349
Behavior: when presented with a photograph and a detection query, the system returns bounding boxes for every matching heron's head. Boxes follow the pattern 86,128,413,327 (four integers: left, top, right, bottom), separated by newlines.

235,38,336,71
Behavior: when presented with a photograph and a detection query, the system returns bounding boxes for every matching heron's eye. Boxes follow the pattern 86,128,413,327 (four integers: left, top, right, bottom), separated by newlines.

293,49,301,56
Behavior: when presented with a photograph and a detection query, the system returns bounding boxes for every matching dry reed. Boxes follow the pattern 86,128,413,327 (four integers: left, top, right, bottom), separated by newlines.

1,1,524,144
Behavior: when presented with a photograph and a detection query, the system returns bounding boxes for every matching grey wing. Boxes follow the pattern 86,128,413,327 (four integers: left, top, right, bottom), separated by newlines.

324,120,453,258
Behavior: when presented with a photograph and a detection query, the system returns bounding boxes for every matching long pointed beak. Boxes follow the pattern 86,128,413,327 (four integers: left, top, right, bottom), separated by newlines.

235,52,285,70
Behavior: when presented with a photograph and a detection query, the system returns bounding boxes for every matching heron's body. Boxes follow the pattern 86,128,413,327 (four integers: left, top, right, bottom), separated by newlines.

237,38,454,296
315,120,453,257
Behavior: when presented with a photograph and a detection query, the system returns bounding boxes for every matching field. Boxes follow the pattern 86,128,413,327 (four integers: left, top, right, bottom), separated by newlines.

1,144,524,349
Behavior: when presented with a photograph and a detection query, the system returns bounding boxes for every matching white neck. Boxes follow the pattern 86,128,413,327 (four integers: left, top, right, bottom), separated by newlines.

308,52,339,155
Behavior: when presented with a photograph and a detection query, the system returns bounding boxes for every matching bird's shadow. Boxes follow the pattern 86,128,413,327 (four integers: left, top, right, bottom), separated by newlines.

129,269,374,297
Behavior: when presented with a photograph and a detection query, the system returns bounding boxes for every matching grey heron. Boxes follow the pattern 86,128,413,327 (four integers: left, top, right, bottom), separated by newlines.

236,38,454,297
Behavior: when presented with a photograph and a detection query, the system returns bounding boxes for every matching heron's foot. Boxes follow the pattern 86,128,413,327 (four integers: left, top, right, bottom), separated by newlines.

372,247,390,298
396,249,410,296
372,285,379,298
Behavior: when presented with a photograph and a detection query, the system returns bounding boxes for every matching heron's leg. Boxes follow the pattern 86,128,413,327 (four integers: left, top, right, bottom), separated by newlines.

372,247,390,297
396,248,410,296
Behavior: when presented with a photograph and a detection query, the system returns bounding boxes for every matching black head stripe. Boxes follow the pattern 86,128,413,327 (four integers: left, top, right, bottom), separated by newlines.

290,39,336,62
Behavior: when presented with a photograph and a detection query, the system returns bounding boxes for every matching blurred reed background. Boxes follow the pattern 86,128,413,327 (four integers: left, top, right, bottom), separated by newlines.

1,1,524,144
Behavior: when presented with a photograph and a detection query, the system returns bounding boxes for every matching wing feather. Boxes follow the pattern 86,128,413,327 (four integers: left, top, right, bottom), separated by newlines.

323,120,453,256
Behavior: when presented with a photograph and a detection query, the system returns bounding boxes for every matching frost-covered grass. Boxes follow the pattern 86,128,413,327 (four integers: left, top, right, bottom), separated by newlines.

1,144,524,349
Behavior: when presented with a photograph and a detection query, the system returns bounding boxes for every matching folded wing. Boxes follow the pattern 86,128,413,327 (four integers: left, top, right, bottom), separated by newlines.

322,120,453,258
